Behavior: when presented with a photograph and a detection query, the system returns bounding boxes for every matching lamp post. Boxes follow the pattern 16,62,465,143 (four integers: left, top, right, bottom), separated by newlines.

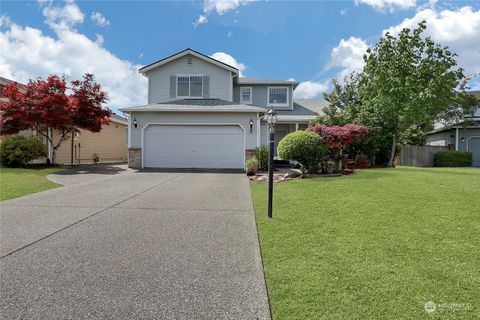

264,108,277,219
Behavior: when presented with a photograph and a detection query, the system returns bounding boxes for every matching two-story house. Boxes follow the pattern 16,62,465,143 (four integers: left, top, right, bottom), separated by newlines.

426,90,480,166
121,48,327,169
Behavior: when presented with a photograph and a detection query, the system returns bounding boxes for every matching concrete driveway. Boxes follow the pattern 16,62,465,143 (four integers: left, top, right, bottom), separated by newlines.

0,170,270,319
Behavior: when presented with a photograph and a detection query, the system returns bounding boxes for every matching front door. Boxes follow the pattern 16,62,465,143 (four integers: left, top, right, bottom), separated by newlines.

274,129,288,156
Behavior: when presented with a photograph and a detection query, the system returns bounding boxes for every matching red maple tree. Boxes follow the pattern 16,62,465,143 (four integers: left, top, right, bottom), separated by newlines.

307,124,368,170
0,74,110,164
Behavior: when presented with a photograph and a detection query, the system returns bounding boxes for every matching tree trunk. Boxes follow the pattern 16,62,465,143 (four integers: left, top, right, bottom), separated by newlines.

388,135,397,168
338,149,343,172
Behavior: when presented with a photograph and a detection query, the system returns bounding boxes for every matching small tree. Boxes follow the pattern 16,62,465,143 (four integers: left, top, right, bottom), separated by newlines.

0,74,110,164
307,124,368,170
360,21,468,167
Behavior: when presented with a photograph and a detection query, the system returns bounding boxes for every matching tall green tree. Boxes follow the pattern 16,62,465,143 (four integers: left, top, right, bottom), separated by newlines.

359,21,467,167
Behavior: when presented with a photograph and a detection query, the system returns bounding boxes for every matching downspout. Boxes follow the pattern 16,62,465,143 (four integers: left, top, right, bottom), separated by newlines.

455,127,459,151
256,112,261,148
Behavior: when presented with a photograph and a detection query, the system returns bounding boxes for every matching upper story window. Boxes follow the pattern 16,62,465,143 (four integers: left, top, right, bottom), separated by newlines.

240,87,252,104
177,75,203,97
268,87,289,107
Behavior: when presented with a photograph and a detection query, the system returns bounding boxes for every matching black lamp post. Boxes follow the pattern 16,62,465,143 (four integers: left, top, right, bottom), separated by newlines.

264,108,277,219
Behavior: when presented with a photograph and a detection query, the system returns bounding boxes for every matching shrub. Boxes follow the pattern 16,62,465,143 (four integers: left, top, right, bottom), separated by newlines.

434,151,473,167
0,136,47,167
256,145,268,171
277,131,328,173
245,156,258,176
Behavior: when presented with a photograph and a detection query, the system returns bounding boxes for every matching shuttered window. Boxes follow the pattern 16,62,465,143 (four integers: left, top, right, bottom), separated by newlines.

176,75,203,97
268,87,288,106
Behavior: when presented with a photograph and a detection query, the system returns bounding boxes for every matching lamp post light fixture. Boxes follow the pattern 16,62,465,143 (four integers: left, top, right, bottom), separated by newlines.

133,117,138,128
264,108,277,219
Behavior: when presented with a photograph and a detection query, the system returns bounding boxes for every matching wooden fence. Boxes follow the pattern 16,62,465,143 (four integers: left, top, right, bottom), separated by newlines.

399,144,448,167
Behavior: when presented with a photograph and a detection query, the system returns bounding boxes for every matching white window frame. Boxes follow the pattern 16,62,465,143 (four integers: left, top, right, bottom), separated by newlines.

267,86,289,107
176,74,203,98
240,87,253,104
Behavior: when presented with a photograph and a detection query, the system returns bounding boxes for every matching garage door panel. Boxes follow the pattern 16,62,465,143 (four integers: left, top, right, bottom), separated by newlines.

469,137,480,167
144,125,244,169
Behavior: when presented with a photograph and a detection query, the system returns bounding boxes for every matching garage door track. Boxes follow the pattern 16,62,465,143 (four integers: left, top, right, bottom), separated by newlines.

0,171,270,319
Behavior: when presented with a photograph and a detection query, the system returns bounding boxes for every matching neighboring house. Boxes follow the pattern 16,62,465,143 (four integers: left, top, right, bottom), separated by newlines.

426,91,480,166
120,48,326,169
1,76,128,165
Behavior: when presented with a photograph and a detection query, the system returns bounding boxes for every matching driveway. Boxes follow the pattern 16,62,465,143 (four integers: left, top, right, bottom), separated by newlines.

0,171,270,319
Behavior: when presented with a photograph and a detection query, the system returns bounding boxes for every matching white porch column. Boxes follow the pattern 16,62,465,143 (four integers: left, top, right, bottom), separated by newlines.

295,123,299,131
256,112,261,148
455,127,459,151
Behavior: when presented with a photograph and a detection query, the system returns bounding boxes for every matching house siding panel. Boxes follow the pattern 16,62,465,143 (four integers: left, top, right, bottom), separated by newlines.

130,112,258,150
232,84,293,110
147,54,232,103
53,121,128,164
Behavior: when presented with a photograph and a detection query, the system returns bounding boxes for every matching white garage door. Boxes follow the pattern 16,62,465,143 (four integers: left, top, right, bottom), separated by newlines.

143,125,245,169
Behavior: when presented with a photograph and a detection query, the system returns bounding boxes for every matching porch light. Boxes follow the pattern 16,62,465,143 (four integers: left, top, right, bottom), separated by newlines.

461,137,465,142
249,118,254,133
264,108,277,219
133,117,138,128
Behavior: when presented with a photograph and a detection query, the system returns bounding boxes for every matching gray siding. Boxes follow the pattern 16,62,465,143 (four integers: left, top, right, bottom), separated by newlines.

147,54,233,103
130,111,259,150
426,130,455,147
233,84,293,110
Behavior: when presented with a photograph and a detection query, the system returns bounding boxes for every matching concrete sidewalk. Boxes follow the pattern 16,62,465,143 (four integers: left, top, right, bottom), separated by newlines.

0,172,270,319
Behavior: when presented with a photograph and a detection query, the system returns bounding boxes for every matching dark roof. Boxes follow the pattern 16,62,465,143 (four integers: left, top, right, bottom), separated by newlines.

139,48,239,73
428,119,480,134
158,98,236,106
279,99,329,116
0,76,27,91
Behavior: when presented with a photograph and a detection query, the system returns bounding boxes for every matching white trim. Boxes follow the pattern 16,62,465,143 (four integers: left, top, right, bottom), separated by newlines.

140,49,239,75
256,112,261,148
140,123,246,169
127,113,132,148
455,127,459,151
267,86,289,108
240,86,253,104
176,74,204,98
466,136,480,151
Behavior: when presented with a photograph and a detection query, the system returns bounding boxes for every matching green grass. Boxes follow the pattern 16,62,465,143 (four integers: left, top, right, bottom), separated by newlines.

251,167,480,320
0,167,63,201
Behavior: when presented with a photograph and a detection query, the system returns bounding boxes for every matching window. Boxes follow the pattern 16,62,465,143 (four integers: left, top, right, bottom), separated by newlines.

268,87,288,107
240,87,252,104
177,75,203,97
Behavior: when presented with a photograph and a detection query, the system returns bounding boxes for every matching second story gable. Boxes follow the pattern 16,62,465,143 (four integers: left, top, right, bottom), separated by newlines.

140,49,238,104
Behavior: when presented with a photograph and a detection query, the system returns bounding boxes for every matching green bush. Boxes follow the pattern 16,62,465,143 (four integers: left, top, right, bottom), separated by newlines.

0,136,47,167
277,131,328,173
434,151,473,167
256,145,268,171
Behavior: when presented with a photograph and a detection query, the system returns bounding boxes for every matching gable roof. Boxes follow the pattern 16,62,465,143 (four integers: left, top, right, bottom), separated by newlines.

0,76,27,92
139,48,239,75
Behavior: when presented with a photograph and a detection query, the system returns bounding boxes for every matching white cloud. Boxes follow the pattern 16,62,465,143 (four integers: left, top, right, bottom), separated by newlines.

41,0,84,31
384,6,480,79
193,0,255,27
227,31,232,37
210,52,246,76
293,81,329,99
327,36,369,81
91,11,110,27
203,0,256,15
354,0,416,12
94,33,104,46
340,9,348,16
193,14,208,28
0,2,147,110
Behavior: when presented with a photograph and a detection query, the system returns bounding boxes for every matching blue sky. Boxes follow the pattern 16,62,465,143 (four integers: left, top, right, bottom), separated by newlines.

1,0,479,113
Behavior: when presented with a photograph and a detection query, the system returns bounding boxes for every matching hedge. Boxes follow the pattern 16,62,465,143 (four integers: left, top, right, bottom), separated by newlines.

433,151,473,167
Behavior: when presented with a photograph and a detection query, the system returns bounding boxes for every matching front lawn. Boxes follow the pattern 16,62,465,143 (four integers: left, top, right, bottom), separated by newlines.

0,167,63,201
251,167,479,319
